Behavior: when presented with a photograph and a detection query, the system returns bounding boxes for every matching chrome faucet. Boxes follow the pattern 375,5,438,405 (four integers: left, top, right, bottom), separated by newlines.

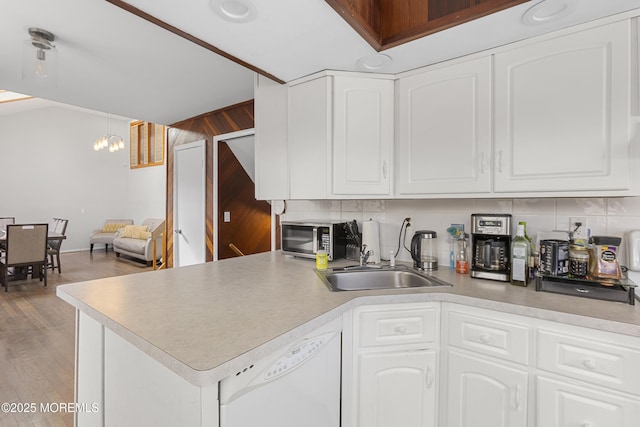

360,244,371,266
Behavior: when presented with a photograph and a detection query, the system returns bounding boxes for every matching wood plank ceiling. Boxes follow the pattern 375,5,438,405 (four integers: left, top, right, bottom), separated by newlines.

326,0,529,50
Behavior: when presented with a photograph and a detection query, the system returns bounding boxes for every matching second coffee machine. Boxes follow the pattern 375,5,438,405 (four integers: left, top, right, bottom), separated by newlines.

470,213,512,281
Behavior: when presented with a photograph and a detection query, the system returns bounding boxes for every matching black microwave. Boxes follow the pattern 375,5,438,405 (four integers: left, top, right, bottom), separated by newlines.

281,220,347,260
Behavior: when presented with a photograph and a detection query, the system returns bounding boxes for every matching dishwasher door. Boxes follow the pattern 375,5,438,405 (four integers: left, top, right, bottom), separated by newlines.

219,322,341,427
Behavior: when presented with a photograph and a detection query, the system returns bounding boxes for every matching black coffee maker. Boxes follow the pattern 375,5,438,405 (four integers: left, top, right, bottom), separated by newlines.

470,214,512,282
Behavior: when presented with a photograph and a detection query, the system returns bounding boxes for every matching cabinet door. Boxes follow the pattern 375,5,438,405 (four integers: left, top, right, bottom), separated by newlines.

446,350,527,427
494,21,631,193
537,376,640,427
358,349,437,427
288,76,331,199
254,74,289,200
396,56,492,195
332,77,394,196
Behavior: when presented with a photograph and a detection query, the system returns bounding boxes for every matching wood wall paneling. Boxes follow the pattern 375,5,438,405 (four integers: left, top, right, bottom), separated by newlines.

327,0,528,50
166,100,255,267
217,142,272,260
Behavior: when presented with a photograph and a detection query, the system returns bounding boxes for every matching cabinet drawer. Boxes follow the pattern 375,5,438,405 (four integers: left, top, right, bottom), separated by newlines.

537,329,640,396
358,304,438,348
537,375,640,427
447,310,530,365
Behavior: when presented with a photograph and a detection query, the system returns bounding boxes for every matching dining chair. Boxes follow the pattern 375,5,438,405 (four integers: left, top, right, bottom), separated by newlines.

47,218,68,273
0,224,48,292
0,217,15,252
0,217,15,231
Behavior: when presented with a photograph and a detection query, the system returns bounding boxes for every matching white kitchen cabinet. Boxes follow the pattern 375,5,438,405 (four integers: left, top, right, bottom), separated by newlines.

446,350,528,427
358,350,437,427
443,304,530,427
396,56,492,195
535,323,640,427
494,20,631,193
346,303,440,427
537,376,640,427
254,74,289,200
288,72,394,199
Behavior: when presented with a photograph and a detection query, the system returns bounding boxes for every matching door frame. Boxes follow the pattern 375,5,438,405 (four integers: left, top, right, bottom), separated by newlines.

173,139,206,266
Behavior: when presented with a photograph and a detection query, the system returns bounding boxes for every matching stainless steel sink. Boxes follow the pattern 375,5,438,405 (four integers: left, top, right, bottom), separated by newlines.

315,265,453,291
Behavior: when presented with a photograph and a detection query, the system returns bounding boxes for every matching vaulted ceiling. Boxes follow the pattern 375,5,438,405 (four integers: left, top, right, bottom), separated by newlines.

1,0,639,124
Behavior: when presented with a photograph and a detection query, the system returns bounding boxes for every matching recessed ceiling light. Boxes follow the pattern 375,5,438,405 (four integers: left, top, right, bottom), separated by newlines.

211,0,257,23
522,0,573,26
357,53,392,71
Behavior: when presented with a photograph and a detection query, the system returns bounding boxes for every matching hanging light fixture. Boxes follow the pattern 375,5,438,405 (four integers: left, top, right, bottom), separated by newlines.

22,28,58,83
94,114,125,152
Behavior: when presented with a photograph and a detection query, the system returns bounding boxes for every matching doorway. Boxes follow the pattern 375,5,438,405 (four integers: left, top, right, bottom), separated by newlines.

213,129,272,260
173,140,206,267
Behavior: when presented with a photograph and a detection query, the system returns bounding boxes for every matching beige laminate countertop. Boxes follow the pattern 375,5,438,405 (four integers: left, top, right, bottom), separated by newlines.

57,251,640,387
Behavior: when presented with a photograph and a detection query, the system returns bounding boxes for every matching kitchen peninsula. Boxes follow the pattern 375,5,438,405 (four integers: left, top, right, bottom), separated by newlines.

57,252,640,427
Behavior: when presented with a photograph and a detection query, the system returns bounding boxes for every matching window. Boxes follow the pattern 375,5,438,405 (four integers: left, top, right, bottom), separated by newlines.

130,121,165,168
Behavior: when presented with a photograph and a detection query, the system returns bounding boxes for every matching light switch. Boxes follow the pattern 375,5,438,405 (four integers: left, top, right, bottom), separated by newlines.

224,211,231,222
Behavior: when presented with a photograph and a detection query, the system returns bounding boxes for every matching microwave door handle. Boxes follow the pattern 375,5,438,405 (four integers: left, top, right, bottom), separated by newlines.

312,227,318,253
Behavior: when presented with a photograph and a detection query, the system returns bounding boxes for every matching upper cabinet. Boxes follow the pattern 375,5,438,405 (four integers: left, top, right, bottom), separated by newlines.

493,20,632,193
252,13,640,200
396,56,492,195
254,75,289,201
288,73,394,199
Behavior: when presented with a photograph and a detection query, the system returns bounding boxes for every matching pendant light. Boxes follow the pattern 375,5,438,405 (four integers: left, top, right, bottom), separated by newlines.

94,114,125,152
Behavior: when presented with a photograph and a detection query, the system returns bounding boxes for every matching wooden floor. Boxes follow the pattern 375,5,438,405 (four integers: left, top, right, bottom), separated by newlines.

0,250,153,427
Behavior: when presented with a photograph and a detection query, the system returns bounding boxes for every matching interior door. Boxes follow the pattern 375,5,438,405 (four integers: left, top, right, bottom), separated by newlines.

173,140,206,267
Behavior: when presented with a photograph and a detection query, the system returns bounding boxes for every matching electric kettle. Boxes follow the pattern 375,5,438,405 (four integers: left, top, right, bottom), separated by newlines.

411,230,438,270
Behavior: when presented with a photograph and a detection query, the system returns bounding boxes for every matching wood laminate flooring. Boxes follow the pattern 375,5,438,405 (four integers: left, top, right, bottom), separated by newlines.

0,250,153,427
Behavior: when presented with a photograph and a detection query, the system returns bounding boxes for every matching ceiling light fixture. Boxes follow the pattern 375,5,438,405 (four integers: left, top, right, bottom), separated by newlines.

94,114,125,153
211,0,257,23
356,53,392,72
22,27,58,83
522,0,573,26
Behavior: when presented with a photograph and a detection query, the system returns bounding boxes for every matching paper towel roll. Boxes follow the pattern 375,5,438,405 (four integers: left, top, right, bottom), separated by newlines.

362,219,380,264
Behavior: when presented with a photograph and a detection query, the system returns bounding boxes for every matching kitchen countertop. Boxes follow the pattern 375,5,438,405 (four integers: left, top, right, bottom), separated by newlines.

57,251,640,387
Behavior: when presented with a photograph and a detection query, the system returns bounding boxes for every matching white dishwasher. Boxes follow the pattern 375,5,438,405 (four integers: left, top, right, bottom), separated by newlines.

219,318,342,427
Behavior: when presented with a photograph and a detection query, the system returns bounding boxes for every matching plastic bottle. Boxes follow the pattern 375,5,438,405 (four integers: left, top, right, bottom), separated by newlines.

511,224,530,286
455,233,469,274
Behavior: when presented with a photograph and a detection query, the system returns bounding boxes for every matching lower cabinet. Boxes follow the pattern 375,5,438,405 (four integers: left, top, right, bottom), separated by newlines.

446,350,527,427
358,350,437,427
346,302,440,427
441,303,640,427
537,376,640,427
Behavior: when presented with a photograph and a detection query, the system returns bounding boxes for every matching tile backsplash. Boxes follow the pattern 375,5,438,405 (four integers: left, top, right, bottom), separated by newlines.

281,197,640,268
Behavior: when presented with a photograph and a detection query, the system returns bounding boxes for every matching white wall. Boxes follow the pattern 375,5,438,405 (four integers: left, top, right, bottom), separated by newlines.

281,197,640,269
0,105,165,252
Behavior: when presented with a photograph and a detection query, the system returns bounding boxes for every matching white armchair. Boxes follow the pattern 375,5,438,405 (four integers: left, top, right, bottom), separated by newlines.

90,219,134,253
113,218,166,269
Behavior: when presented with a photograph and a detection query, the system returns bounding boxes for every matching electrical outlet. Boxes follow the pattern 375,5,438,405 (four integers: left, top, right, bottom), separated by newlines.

405,217,413,234
569,217,587,242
